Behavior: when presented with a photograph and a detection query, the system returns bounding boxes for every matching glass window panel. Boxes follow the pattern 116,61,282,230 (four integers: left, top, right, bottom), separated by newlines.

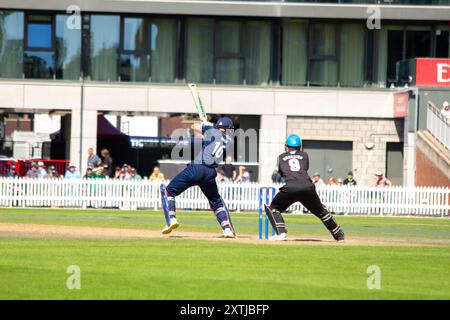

281,20,308,86
309,60,338,86
216,58,244,84
217,21,241,55
55,15,81,80
119,54,149,82
436,26,450,58
123,18,145,52
340,23,365,87
27,15,52,48
0,11,24,78
24,51,54,79
186,18,214,84
150,18,176,83
405,30,431,59
245,21,271,86
311,23,336,57
90,15,120,81
387,29,403,83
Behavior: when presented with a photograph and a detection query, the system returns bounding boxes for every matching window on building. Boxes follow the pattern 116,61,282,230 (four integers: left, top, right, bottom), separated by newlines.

24,14,54,79
119,17,148,82
308,23,338,86
340,23,365,87
90,15,120,81
55,14,81,80
405,28,431,59
436,26,450,58
281,20,308,86
150,18,177,83
0,11,24,79
186,18,271,85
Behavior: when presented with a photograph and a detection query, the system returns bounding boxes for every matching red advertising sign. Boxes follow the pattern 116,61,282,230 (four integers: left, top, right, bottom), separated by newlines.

393,92,409,118
415,58,450,87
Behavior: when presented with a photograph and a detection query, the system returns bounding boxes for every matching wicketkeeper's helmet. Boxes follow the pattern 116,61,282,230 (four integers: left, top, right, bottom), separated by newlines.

285,134,302,148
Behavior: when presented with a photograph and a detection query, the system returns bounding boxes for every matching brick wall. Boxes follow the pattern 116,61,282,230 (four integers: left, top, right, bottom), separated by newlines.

287,117,404,185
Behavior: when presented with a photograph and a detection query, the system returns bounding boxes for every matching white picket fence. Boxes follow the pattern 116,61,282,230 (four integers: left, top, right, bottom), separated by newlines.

0,177,449,216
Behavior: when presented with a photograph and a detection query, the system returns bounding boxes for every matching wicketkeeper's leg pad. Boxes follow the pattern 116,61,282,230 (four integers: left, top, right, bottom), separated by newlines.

265,204,287,235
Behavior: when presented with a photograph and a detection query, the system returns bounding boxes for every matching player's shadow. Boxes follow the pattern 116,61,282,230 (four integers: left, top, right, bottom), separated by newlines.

291,238,323,242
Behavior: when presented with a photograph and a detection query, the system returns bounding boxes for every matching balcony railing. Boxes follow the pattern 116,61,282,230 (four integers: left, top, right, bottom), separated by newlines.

427,102,450,150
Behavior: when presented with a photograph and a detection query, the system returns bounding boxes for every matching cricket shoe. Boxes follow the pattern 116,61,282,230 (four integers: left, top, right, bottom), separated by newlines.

223,227,235,238
269,233,287,241
161,217,180,235
333,230,345,243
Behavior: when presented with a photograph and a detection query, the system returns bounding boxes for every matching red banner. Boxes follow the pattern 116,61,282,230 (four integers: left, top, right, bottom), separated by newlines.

416,58,450,87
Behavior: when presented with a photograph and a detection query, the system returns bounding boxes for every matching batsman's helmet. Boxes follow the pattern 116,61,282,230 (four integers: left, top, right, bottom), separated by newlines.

215,117,234,129
286,134,302,148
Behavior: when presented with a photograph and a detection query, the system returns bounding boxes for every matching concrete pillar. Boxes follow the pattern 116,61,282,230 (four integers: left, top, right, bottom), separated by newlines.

70,109,97,175
259,114,287,184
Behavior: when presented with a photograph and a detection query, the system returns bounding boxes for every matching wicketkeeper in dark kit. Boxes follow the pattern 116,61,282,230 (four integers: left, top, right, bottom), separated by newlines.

264,134,345,242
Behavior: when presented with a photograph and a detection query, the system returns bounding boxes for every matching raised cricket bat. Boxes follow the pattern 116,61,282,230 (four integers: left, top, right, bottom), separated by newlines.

187,83,208,122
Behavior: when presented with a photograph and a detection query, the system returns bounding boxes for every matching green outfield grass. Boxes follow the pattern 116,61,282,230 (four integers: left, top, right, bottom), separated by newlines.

0,208,450,299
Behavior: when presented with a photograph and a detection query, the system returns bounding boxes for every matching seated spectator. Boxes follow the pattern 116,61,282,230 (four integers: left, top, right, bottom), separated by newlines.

327,177,337,185
91,166,106,179
235,166,250,183
83,167,93,179
114,166,122,179
87,147,101,168
149,166,165,182
336,178,343,186
312,172,325,187
374,171,392,187
26,163,40,179
101,148,113,178
441,101,450,118
65,164,81,179
129,168,142,180
216,169,227,184
37,162,48,178
343,171,357,186
6,165,20,178
221,156,236,182
122,164,132,179
48,165,59,177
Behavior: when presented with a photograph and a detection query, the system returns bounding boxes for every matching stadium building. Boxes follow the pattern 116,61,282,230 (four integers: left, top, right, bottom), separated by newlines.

0,0,449,185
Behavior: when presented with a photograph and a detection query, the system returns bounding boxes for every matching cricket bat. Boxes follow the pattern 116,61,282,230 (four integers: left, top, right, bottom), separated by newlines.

187,83,208,122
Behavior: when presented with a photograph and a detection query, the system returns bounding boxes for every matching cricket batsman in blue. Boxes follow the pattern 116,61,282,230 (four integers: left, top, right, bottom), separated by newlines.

160,117,236,238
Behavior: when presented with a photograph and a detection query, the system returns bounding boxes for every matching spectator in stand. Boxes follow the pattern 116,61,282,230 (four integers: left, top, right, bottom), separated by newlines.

122,164,132,179
37,162,48,178
101,148,113,178
87,147,101,169
91,166,106,179
83,167,93,179
48,165,59,178
26,163,40,179
343,171,357,186
216,169,227,184
114,166,123,179
441,101,450,118
6,165,20,178
129,168,142,180
235,166,250,183
221,156,236,182
149,166,165,182
374,171,392,187
65,164,81,179
327,177,337,185
336,178,343,186
312,172,325,187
